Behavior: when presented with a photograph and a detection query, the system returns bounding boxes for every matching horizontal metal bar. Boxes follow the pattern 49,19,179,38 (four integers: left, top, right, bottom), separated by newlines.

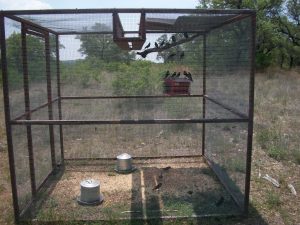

58,30,205,35
205,95,248,119
61,94,203,100
11,118,248,125
5,15,57,35
204,156,244,210
12,97,59,121
0,8,256,16
65,154,202,161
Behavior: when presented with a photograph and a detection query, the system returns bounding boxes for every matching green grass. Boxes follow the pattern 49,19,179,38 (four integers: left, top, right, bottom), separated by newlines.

266,191,281,209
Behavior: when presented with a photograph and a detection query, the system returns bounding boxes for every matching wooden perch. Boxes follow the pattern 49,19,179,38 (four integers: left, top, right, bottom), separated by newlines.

137,33,203,58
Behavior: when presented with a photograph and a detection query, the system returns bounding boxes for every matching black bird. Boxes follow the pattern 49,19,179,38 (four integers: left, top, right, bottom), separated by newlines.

162,166,171,171
167,53,176,60
152,182,162,190
171,72,177,78
155,42,159,48
144,42,151,49
158,172,163,179
187,72,193,82
136,51,148,58
187,190,193,195
164,70,170,79
180,51,185,59
171,35,176,43
183,32,189,39
160,40,165,47
215,196,224,207
176,72,180,78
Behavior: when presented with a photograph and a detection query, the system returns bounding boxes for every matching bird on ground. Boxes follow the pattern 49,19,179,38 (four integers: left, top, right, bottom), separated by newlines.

215,196,224,207
159,40,165,47
183,32,189,39
167,53,176,60
155,42,159,48
187,190,193,195
158,172,163,179
136,51,148,58
176,72,181,78
152,182,162,190
171,35,176,43
162,166,171,171
171,72,177,78
164,70,170,79
144,42,151,49
180,51,185,59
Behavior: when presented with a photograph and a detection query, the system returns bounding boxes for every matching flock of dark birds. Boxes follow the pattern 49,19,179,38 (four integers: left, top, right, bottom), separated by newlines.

151,166,225,207
164,70,193,82
137,32,189,59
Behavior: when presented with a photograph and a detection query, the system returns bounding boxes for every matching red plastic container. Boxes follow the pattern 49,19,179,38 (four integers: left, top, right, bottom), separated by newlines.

163,78,191,95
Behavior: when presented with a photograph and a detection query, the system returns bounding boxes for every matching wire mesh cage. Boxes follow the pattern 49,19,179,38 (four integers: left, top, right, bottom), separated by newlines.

0,8,256,223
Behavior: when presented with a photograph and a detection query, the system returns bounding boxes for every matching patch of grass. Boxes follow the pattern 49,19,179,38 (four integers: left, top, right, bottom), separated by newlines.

227,158,245,173
291,149,300,165
267,145,287,161
266,191,281,209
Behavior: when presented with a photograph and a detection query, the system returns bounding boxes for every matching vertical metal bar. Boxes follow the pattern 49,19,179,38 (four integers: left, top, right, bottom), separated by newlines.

21,23,37,197
244,13,256,214
0,15,20,223
55,35,64,164
202,34,207,156
45,33,56,170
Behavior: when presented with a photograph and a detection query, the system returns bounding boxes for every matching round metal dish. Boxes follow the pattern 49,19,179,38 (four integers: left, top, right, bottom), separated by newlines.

77,193,104,206
114,166,137,174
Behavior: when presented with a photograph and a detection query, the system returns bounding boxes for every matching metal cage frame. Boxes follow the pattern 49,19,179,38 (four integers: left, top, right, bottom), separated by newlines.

0,8,256,223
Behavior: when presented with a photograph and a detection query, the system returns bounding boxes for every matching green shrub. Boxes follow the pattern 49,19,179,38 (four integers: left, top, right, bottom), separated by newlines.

266,191,281,209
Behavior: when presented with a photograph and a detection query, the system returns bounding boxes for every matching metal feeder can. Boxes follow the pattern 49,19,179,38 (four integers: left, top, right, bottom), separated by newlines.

77,179,103,205
116,153,135,173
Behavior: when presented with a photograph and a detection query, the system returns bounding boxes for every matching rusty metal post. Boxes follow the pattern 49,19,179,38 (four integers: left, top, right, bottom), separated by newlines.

244,13,256,214
45,33,56,170
202,34,207,156
55,35,64,164
21,23,37,197
0,15,20,223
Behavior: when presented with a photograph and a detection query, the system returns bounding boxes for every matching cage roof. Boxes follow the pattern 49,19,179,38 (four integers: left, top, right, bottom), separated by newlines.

1,8,255,34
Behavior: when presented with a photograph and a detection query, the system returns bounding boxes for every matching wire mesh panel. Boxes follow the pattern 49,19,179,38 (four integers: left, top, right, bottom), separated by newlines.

11,125,32,212
205,16,252,208
1,9,255,222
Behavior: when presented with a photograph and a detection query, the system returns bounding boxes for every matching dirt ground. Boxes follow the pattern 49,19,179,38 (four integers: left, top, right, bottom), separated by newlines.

34,157,239,222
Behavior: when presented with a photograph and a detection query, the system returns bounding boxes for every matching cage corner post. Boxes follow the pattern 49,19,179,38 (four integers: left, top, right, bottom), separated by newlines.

244,12,256,214
55,34,65,165
21,22,37,198
45,32,57,172
0,15,21,223
202,33,207,156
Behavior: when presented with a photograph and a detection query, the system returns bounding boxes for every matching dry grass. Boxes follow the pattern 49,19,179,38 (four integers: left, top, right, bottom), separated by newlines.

0,68,300,224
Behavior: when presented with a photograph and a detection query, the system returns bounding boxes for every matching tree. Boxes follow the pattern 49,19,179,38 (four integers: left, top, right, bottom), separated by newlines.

76,23,135,63
197,0,300,69
3,32,58,87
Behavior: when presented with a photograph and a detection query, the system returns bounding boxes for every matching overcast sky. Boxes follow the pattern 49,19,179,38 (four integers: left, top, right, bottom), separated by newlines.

0,0,199,10
0,0,199,61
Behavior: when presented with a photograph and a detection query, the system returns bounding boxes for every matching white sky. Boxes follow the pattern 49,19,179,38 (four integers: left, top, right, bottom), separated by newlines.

0,0,199,61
